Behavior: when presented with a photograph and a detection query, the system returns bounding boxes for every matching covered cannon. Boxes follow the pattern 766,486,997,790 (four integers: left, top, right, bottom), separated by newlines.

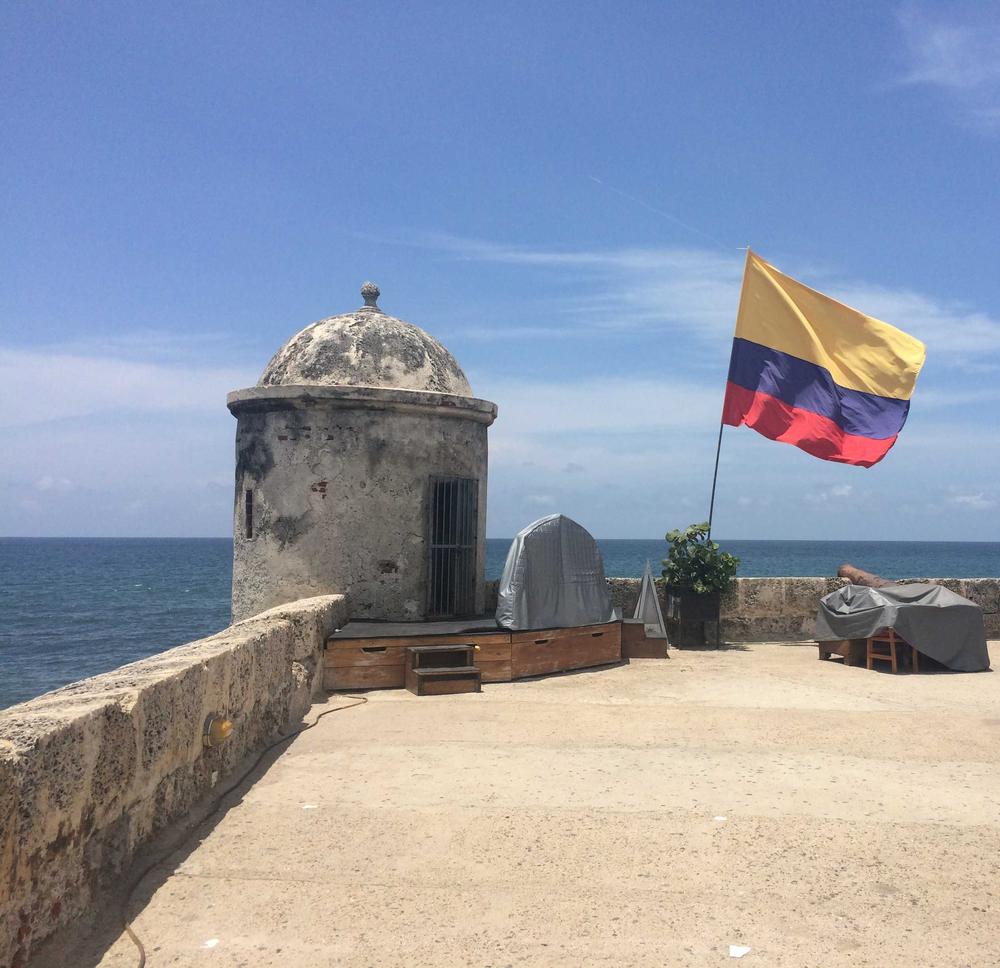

816,582,990,672
496,514,615,631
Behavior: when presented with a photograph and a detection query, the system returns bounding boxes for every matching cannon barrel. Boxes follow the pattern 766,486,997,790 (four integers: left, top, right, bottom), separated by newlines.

837,563,895,588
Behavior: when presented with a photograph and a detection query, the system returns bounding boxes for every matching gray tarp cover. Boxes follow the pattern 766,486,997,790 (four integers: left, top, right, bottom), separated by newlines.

496,514,614,630
815,583,990,672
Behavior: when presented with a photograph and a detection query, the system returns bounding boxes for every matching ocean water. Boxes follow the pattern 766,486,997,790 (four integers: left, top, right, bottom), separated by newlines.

1,539,232,711
1,537,998,709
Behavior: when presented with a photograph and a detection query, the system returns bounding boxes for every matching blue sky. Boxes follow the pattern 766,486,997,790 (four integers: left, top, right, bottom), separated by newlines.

2,2,999,540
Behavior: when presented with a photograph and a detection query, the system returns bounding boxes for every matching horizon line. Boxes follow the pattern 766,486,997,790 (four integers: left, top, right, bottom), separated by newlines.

2,535,1000,544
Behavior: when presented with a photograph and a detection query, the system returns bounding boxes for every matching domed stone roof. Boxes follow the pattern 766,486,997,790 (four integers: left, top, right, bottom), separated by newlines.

258,282,472,396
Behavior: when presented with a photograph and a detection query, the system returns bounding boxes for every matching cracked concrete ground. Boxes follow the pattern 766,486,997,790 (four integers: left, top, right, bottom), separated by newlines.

35,642,1000,967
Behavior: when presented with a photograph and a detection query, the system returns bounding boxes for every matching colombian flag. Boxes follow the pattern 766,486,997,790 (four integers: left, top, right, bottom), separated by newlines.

723,251,926,468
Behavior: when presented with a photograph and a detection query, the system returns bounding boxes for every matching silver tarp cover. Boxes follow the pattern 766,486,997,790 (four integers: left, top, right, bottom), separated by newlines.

815,583,990,672
496,514,614,630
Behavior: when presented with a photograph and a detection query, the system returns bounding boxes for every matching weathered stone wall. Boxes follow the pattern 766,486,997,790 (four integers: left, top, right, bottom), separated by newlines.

485,577,1000,641
605,576,846,641
229,387,495,623
0,594,348,968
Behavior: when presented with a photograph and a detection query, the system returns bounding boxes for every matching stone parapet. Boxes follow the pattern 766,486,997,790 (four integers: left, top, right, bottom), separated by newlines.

0,594,348,967
488,577,1000,641
610,576,1000,641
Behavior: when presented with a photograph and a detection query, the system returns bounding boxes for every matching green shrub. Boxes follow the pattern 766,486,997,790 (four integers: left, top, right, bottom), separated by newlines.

661,522,740,595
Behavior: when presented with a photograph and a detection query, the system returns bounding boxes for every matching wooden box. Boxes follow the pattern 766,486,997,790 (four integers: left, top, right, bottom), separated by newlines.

470,634,513,682
405,645,481,696
817,639,867,667
406,670,482,696
324,640,406,690
510,622,621,679
621,620,669,659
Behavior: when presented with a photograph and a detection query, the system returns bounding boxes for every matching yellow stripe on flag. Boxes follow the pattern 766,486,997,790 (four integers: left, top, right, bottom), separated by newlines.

735,251,926,401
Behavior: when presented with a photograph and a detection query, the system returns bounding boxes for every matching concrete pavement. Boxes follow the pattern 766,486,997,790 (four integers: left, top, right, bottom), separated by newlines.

35,642,1000,967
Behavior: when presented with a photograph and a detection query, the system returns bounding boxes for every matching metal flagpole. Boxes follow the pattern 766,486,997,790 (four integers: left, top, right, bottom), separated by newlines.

707,246,752,543
706,421,724,541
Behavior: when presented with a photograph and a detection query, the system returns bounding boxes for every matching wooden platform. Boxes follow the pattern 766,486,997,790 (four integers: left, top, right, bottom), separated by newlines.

325,619,622,691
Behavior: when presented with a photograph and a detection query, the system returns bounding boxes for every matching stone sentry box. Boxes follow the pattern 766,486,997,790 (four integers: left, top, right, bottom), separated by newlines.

228,283,497,623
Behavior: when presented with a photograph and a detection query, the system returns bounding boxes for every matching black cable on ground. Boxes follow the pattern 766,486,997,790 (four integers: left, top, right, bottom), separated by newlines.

121,695,368,967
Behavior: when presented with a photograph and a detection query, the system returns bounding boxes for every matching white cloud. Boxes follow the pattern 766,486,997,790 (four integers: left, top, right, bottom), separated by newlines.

3,237,997,540
827,282,1000,361
1,415,235,536
474,370,738,536
426,233,1000,366
0,342,243,535
896,5,1000,132
947,492,996,510
806,483,856,504
913,386,1000,410
35,475,73,493
476,375,721,437
412,232,744,343
734,495,772,509
35,329,237,365
0,347,255,428
897,7,1000,91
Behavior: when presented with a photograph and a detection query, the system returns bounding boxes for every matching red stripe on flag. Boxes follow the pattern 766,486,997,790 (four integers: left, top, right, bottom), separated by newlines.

722,382,897,467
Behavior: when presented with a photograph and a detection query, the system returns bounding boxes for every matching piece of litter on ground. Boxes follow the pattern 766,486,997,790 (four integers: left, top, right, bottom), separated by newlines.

302,803,318,810
202,939,219,949
714,816,727,822
729,944,751,958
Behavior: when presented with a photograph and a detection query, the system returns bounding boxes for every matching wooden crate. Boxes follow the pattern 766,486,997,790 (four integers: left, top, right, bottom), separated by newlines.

621,621,669,659
327,643,407,667
326,638,404,690
405,645,481,696
406,669,482,696
510,622,621,678
469,634,513,682
816,638,867,667
476,658,513,683
324,663,405,691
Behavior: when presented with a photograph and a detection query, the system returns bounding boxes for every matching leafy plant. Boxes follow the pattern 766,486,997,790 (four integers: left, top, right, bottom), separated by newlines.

661,522,740,595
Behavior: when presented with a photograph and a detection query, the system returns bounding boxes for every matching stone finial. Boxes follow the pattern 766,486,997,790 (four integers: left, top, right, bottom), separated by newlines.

360,281,381,310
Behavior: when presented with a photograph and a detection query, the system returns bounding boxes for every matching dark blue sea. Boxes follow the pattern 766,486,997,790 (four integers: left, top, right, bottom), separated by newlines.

1,537,998,709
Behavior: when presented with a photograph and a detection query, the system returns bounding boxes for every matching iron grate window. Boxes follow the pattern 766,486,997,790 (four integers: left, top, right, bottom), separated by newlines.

427,477,478,618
